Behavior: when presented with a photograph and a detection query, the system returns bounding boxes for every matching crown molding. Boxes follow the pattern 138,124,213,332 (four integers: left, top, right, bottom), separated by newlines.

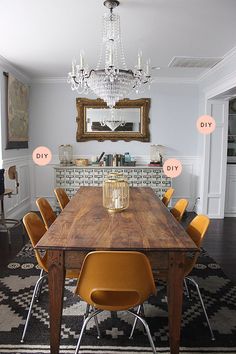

198,46,236,83
152,76,197,84
0,54,31,83
203,69,236,100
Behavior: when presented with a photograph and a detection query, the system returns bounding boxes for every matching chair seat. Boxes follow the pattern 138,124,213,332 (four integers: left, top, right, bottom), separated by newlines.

90,290,140,311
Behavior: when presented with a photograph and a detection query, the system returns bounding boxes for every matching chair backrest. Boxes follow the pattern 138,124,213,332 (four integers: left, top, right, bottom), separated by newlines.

7,165,19,194
36,197,56,229
54,188,70,210
184,214,210,275
186,214,210,247
162,188,174,207
170,198,189,222
75,251,156,311
23,212,48,271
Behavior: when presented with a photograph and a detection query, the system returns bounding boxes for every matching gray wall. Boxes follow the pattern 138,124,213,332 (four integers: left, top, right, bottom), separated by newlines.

29,81,199,158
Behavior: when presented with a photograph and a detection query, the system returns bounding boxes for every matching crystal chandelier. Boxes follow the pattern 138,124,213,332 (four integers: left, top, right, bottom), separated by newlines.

100,108,126,131
67,0,152,109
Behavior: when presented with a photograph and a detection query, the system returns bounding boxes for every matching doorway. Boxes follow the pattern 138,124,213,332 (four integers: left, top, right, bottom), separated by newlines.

200,86,236,218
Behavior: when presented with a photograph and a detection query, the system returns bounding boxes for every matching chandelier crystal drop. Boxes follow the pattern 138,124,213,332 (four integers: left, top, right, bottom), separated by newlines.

67,0,152,109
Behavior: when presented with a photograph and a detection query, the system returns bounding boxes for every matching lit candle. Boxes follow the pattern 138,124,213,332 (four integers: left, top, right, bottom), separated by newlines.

113,189,121,209
115,196,121,209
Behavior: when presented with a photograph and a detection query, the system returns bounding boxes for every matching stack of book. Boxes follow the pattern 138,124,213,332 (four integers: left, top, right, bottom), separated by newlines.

103,154,136,167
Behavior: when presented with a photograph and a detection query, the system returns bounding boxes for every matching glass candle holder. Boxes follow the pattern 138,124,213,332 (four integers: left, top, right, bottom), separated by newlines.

103,173,129,213
59,145,73,165
150,144,161,163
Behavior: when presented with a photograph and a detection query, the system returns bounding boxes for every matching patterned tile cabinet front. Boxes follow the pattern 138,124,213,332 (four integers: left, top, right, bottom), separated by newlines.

54,166,171,199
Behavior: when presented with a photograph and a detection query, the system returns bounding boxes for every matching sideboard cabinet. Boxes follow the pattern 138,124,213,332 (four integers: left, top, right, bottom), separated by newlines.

54,165,171,199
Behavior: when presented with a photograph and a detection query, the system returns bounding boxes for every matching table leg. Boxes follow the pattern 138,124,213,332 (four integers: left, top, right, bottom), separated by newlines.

167,252,185,354
48,250,65,354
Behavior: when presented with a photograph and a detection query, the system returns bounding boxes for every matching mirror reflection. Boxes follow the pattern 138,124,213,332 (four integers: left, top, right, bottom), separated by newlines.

76,98,150,142
86,108,141,132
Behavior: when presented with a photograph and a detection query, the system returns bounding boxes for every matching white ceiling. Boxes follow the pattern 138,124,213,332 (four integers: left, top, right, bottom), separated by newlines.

0,0,236,79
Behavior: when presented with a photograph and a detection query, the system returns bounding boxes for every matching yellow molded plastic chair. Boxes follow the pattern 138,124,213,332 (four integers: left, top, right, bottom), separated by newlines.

161,188,174,207
21,212,80,343
74,251,157,354
131,214,215,342
36,197,56,229
184,214,215,341
170,198,189,222
54,188,70,211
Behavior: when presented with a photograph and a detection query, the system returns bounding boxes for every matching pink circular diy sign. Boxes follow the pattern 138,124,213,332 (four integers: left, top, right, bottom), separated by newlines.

196,115,216,134
32,146,52,166
163,159,182,178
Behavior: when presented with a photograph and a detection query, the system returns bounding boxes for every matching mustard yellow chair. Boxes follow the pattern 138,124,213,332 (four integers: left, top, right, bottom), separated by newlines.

36,197,56,229
184,214,215,341
54,188,70,211
21,212,81,343
161,188,174,207
170,198,189,222
74,251,157,354
130,214,215,342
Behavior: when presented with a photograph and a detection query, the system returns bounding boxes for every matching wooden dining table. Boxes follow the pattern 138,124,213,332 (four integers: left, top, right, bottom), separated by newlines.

36,186,198,354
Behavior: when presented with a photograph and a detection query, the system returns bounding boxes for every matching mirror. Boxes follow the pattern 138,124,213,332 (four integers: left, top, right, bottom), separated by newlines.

76,98,150,142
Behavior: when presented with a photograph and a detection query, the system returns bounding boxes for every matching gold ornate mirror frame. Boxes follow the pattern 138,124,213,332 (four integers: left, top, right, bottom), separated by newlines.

76,97,150,142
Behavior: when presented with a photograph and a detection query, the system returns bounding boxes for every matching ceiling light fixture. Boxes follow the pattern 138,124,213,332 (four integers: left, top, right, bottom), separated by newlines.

67,0,152,109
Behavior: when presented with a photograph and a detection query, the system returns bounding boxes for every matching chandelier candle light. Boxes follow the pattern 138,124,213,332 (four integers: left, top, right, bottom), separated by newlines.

67,0,152,109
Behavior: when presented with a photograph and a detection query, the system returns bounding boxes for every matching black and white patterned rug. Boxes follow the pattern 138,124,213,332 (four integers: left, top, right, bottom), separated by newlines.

0,244,236,354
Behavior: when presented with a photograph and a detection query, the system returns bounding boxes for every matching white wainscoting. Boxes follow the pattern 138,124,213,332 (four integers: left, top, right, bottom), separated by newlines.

225,164,236,216
30,159,56,209
30,155,200,212
170,156,200,211
2,156,31,219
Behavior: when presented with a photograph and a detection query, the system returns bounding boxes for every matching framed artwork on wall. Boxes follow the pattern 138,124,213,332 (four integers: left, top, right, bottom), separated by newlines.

5,73,29,149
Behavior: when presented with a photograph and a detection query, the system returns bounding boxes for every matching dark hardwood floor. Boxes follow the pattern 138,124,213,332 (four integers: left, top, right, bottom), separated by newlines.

183,214,236,283
202,217,236,283
0,222,26,268
0,214,236,283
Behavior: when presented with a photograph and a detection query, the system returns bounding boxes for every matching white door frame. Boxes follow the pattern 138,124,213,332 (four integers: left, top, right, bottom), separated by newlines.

200,76,236,218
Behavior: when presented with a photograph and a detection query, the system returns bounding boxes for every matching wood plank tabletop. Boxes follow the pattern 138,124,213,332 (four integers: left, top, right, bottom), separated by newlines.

36,187,198,252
